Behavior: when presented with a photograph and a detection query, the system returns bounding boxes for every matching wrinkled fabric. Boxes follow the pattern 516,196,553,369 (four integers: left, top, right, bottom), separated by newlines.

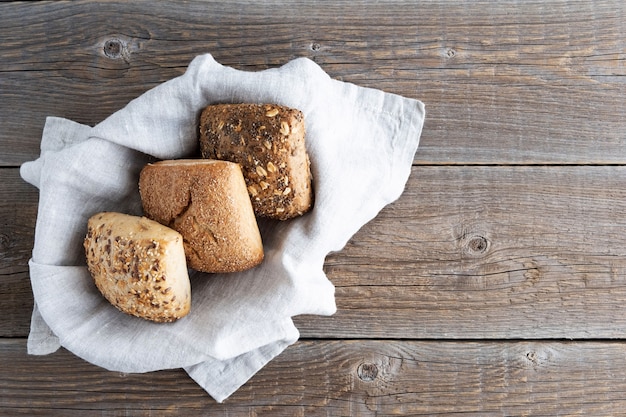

20,54,425,402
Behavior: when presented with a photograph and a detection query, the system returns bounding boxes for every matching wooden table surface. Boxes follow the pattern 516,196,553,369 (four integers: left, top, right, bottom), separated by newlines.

3,1,626,415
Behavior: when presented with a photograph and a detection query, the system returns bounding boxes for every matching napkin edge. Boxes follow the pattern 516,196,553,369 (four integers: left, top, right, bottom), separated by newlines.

184,318,299,403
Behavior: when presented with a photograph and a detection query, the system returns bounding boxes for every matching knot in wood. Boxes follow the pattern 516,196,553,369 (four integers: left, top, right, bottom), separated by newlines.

357,362,378,382
456,226,491,256
467,235,489,254
0,233,10,252
103,38,125,59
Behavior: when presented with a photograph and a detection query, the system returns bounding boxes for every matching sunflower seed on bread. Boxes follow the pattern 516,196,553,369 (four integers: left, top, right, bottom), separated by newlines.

84,212,191,323
199,103,313,220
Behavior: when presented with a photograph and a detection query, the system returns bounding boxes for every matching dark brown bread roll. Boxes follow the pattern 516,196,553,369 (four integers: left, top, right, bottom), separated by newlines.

199,103,313,220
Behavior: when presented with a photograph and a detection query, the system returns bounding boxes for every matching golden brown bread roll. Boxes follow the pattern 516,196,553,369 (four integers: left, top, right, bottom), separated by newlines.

139,159,264,273
84,212,191,323
199,103,313,220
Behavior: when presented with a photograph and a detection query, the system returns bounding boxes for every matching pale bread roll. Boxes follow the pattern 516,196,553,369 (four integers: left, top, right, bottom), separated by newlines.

199,103,313,220
139,159,264,273
84,212,191,323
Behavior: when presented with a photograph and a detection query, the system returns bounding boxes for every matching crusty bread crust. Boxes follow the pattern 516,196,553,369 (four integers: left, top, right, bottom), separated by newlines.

84,212,191,322
199,103,313,220
139,159,264,273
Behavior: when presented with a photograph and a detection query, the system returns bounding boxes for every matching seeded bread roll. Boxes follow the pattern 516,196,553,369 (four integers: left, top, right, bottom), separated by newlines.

139,159,264,273
84,212,191,323
199,103,313,220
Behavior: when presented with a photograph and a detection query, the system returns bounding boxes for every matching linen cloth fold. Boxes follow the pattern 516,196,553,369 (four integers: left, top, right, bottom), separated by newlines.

19,53,425,402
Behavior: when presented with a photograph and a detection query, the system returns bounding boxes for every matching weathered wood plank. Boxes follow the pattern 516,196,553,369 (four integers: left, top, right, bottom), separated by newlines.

0,169,36,337
299,165,626,339
2,338,626,415
6,165,626,339
2,1,626,166
5,1,626,415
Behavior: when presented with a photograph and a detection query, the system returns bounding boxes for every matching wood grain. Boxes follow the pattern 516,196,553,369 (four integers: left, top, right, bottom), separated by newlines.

6,165,626,339
2,1,626,166
0,169,36,337
299,165,626,338
4,0,626,414
3,338,626,416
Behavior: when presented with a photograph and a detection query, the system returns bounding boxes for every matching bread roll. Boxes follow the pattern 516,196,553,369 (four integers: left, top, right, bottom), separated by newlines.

139,159,264,273
199,103,313,220
84,212,191,323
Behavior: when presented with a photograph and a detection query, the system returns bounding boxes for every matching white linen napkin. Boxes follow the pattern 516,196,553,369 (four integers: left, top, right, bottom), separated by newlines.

20,53,425,402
